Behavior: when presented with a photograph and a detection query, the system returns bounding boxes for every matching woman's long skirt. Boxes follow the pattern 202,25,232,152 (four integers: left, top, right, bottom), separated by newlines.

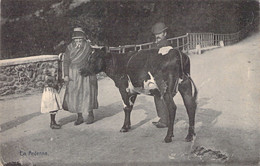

64,65,98,113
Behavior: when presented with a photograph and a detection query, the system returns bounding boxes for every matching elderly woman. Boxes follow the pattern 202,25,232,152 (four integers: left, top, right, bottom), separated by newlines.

63,27,98,125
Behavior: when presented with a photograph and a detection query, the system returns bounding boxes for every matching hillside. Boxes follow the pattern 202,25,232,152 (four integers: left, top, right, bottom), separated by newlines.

1,0,259,59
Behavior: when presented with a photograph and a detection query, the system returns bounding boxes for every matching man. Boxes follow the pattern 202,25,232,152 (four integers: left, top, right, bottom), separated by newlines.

151,22,191,129
63,27,98,125
151,22,171,49
151,22,171,128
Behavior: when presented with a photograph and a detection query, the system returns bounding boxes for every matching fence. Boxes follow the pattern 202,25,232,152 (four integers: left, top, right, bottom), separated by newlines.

107,20,254,54
108,34,190,53
108,31,247,53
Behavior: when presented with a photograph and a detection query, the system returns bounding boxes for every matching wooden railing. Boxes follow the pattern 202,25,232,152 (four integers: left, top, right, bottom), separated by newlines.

168,34,189,51
108,34,190,53
213,22,253,47
107,32,234,54
107,20,255,54
188,33,215,50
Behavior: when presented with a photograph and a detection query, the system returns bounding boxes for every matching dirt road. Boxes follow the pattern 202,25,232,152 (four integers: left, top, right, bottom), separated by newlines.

0,32,259,166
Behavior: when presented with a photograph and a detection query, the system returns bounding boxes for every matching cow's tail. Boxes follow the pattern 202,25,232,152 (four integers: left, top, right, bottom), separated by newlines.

187,74,198,101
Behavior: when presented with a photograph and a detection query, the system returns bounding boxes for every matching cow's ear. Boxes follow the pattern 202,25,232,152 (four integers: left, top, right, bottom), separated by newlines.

101,46,109,53
99,46,110,58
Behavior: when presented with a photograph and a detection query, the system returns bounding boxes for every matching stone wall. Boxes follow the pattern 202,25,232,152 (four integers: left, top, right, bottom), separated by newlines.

0,55,60,96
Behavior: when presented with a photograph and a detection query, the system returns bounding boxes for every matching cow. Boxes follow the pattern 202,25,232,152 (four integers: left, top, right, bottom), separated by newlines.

80,46,198,143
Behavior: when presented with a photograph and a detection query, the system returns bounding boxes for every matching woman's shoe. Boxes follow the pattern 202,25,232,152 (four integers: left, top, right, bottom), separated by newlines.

74,117,84,125
86,111,94,124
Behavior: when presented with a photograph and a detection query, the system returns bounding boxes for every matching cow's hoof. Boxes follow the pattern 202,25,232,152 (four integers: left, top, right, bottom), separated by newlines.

120,128,129,132
164,137,172,143
185,133,195,142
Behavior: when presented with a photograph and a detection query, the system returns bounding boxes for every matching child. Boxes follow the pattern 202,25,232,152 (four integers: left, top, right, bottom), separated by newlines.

41,68,62,129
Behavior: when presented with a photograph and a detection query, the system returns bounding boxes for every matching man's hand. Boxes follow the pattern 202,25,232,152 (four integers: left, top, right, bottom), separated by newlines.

79,68,89,77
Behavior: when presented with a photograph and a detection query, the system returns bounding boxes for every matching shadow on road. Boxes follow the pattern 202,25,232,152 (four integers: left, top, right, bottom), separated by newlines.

59,95,158,130
57,114,77,125
58,101,127,125
94,101,124,122
130,96,157,130
0,112,41,133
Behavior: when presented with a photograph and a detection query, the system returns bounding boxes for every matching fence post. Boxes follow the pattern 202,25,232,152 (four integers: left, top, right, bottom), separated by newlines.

187,33,190,50
196,44,201,54
182,37,184,52
220,41,224,47
186,33,189,52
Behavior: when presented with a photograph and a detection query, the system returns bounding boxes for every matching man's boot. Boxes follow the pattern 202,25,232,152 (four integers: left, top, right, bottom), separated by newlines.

152,96,168,128
86,110,94,124
50,114,61,129
74,113,84,125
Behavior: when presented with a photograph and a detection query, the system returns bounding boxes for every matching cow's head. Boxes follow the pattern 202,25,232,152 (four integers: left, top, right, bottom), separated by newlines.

80,47,108,77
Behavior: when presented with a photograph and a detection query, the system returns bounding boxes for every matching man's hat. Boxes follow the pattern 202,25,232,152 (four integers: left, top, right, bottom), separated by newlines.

72,27,86,40
151,22,168,34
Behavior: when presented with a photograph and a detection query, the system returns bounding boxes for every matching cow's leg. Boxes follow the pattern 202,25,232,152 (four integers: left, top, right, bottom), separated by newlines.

163,92,177,143
178,78,197,142
121,95,137,132
119,88,137,132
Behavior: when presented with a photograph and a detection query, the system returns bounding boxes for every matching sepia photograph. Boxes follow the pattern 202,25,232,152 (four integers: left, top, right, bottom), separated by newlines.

0,0,259,165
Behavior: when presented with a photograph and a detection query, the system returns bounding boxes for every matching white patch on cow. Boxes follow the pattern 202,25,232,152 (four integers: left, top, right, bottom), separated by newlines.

143,72,158,90
178,78,183,84
121,97,134,108
129,96,134,106
126,72,159,95
126,75,135,93
122,100,127,109
158,46,173,55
